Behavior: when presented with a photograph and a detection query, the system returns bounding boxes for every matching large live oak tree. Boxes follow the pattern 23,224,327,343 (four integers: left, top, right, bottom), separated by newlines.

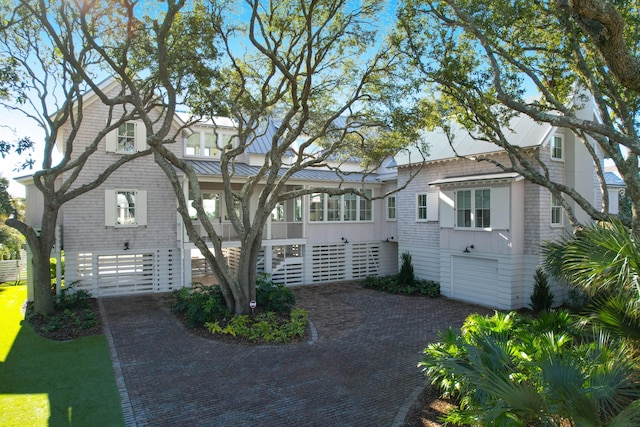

0,0,211,314
394,0,640,230
146,0,425,314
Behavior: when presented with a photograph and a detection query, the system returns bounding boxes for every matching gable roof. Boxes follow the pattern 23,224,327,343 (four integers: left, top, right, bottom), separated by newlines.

395,113,552,167
605,171,625,187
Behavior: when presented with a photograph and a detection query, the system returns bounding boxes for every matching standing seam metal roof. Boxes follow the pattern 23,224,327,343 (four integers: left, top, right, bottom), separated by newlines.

186,159,380,183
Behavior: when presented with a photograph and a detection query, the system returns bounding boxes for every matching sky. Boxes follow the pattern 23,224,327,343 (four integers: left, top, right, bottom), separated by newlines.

0,109,49,198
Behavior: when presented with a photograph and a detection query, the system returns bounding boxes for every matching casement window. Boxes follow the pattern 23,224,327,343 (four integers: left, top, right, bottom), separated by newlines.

551,195,563,226
105,190,147,227
551,135,563,160
106,121,147,153
188,192,220,220
309,190,374,222
416,193,428,221
386,196,396,221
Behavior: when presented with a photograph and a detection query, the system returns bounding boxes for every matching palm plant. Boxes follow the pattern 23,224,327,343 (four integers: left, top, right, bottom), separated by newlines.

420,311,640,426
543,220,640,299
543,220,640,342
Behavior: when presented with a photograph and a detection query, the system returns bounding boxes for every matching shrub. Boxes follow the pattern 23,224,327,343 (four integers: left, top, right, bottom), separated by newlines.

416,279,440,297
55,281,91,311
529,268,554,313
420,310,640,425
363,275,440,297
256,276,296,314
397,252,415,287
363,275,398,293
206,308,308,343
172,282,229,328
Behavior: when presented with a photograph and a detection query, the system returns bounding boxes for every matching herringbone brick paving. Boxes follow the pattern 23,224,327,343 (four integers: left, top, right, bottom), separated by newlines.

100,282,491,427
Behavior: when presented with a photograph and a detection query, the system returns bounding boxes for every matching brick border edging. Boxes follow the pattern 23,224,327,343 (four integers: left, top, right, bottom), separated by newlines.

391,379,429,427
98,298,137,427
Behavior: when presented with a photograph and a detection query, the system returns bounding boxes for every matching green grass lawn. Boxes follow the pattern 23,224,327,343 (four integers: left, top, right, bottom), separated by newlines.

0,285,125,427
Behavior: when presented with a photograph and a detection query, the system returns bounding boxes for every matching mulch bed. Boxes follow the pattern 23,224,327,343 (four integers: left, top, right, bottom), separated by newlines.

25,298,103,341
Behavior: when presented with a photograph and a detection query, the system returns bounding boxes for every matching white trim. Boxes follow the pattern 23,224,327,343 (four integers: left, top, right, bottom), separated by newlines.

416,193,428,222
551,194,564,226
429,172,521,186
550,134,564,161
386,195,397,221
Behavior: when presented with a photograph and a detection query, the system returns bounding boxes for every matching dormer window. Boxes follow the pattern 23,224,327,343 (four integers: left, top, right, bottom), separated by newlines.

185,129,235,158
551,135,563,160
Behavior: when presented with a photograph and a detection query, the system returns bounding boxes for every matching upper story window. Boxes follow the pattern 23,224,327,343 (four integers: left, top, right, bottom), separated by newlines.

551,135,563,160
455,188,491,229
309,190,374,223
386,195,396,221
117,123,136,153
416,193,428,221
106,121,146,154
185,130,235,158
551,195,563,226
105,189,147,227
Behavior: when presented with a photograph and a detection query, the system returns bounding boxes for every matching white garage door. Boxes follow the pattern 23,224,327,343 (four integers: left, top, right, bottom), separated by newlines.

451,256,499,307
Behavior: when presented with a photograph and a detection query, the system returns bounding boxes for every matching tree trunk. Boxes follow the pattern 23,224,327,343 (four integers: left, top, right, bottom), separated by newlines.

31,248,54,315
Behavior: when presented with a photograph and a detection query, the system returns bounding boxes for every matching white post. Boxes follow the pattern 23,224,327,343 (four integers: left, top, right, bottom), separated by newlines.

55,225,62,294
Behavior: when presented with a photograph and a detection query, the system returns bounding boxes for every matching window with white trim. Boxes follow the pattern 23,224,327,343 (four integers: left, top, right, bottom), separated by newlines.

184,130,234,158
327,194,341,221
309,193,324,221
475,189,491,228
551,195,563,225
551,135,563,160
455,189,491,229
344,193,357,221
117,123,136,153
416,193,428,221
386,195,396,221
105,190,147,227
359,189,372,221
309,191,374,222
106,121,146,153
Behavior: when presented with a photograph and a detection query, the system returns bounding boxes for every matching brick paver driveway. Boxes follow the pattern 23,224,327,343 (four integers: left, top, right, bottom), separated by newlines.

100,282,490,427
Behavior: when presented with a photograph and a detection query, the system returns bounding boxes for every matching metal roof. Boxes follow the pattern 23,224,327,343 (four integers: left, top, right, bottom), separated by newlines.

429,172,522,186
605,171,625,187
395,113,553,167
186,159,380,183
